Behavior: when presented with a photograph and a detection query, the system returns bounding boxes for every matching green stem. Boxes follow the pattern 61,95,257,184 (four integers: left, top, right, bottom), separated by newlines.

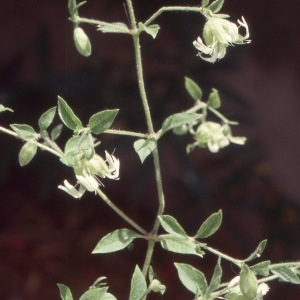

41,132,64,156
104,129,148,138
144,6,203,26
126,0,165,277
0,126,62,158
96,188,147,235
203,245,242,267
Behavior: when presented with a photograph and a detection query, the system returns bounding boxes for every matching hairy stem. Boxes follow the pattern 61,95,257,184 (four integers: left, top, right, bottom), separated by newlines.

126,0,165,277
0,126,63,157
96,188,147,235
104,129,148,138
203,245,242,267
144,6,203,26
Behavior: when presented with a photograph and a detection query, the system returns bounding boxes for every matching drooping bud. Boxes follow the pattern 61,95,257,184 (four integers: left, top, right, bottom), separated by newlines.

73,27,91,57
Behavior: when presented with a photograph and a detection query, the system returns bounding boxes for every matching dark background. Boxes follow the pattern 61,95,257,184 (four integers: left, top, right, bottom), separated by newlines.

0,0,300,299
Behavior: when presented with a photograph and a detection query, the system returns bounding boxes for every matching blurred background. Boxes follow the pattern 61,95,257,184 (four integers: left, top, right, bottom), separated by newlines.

0,0,300,299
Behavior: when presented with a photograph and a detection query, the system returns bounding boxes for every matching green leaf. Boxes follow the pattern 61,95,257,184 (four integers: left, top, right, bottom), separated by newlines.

89,109,119,134
51,124,63,140
206,257,222,294
60,136,80,167
251,261,270,277
174,263,207,296
271,266,300,284
160,235,205,257
129,265,147,300
226,293,248,300
97,22,130,34
207,0,225,13
19,141,38,166
158,215,187,238
57,284,73,300
207,88,221,108
243,240,267,262
0,104,13,113
133,138,156,163
161,113,201,134
38,107,56,131
80,287,108,300
57,96,82,130
10,124,39,140
74,27,91,57
239,265,258,299
185,77,203,101
101,293,117,300
138,22,160,38
68,0,77,16
202,0,210,8
148,266,155,282
92,229,141,254
195,210,222,239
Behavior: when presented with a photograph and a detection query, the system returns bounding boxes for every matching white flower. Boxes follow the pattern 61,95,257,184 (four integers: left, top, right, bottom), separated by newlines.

58,180,86,199
76,170,100,192
59,151,120,198
256,283,270,297
194,122,246,153
193,16,250,63
227,276,270,299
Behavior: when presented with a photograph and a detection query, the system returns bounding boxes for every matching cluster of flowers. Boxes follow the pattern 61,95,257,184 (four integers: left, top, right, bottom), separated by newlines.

59,151,120,198
193,16,250,63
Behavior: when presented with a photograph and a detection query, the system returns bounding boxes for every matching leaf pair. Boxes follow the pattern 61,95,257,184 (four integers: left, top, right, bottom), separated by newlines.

58,96,118,134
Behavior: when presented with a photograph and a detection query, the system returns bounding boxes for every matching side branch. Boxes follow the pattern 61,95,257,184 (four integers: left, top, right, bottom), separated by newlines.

144,6,203,26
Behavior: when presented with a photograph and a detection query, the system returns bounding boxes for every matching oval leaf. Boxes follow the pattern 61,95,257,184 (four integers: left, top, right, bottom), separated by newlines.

133,138,156,163
158,215,187,237
89,109,119,134
174,263,207,296
207,88,221,108
185,77,203,101
129,265,147,300
51,124,63,140
251,261,270,277
271,266,300,284
92,229,141,254
58,96,82,130
57,284,73,300
160,235,205,257
244,240,267,262
195,210,222,239
239,265,258,299
207,257,222,294
19,141,37,166
202,0,210,8
80,287,108,300
139,22,160,39
207,0,225,13
97,22,129,34
10,124,38,140
162,113,201,134
38,107,56,131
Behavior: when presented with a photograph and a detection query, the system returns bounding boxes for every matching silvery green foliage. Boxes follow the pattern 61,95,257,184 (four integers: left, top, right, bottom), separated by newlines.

1,0,300,299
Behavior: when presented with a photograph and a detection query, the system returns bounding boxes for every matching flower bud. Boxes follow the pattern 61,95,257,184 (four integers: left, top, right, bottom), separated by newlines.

73,27,92,57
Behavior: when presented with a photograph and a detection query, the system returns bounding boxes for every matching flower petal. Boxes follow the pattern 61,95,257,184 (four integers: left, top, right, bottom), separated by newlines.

76,171,99,192
58,180,85,198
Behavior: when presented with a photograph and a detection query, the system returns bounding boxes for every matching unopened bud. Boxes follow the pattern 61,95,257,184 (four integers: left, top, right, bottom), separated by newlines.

73,27,91,57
